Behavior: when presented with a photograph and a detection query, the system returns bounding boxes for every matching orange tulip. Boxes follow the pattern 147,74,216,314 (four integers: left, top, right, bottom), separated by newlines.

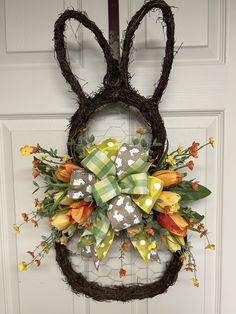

157,213,188,237
68,201,94,225
152,170,184,188
55,163,79,182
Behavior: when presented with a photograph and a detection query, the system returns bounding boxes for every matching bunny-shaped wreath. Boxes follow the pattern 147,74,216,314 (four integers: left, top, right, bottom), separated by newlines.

53,0,182,301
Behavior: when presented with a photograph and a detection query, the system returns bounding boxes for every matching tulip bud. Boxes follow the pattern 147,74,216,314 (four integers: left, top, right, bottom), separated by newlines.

154,191,181,214
51,212,71,230
53,192,74,206
55,163,79,183
160,235,185,252
157,213,188,237
68,201,94,225
153,170,184,188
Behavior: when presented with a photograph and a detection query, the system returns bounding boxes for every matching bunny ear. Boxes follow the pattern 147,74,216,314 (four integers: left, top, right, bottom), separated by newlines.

54,10,117,104
120,0,175,104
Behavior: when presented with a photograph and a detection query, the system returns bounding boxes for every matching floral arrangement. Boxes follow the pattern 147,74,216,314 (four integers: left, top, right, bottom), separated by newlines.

14,128,215,287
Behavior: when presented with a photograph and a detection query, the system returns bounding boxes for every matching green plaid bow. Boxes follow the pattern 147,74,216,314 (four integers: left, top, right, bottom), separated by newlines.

79,209,110,246
81,148,150,205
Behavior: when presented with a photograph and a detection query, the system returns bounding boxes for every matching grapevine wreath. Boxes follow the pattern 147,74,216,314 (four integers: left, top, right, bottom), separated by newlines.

14,0,215,302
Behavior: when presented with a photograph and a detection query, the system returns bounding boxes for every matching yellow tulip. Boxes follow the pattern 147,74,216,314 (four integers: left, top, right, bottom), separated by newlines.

153,170,184,188
160,235,185,253
51,212,71,230
53,192,74,206
154,191,181,214
18,261,28,272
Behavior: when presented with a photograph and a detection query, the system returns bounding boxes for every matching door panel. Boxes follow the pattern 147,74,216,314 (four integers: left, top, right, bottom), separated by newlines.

0,110,222,314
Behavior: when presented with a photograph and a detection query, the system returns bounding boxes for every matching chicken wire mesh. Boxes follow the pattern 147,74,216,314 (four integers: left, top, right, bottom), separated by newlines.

69,237,173,285
63,104,173,286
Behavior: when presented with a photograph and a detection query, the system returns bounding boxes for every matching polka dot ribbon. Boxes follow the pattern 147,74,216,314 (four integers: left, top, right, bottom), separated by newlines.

68,138,164,264
81,139,163,213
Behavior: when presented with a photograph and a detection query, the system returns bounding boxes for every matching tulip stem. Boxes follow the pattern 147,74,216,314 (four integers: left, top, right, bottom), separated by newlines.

174,165,188,171
43,159,64,165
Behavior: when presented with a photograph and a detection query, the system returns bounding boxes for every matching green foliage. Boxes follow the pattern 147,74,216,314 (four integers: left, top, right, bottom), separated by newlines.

132,137,140,145
151,139,169,171
178,206,205,224
169,180,211,201
140,138,148,149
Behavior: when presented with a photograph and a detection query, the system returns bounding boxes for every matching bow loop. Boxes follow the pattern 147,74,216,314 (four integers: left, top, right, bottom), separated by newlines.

81,148,116,179
92,175,122,204
119,173,148,195
68,138,164,235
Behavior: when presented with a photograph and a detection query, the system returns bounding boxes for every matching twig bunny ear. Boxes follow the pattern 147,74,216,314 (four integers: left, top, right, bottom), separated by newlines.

120,0,175,104
54,0,175,161
54,1,183,302
54,10,118,104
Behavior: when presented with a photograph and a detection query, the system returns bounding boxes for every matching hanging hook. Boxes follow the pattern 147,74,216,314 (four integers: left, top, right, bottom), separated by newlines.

108,0,120,61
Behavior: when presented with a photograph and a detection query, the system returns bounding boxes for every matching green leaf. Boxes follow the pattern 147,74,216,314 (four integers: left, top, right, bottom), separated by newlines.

132,137,140,145
81,137,87,146
178,206,205,224
169,181,211,201
33,181,39,187
88,134,95,143
75,146,84,154
84,196,93,202
141,138,148,149
159,228,170,236
152,139,169,170
152,139,162,147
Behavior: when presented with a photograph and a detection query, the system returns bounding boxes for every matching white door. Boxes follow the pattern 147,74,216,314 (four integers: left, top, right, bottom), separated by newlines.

0,0,234,313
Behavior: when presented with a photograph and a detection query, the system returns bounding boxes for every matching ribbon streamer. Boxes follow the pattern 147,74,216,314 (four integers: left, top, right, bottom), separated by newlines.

68,138,164,239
